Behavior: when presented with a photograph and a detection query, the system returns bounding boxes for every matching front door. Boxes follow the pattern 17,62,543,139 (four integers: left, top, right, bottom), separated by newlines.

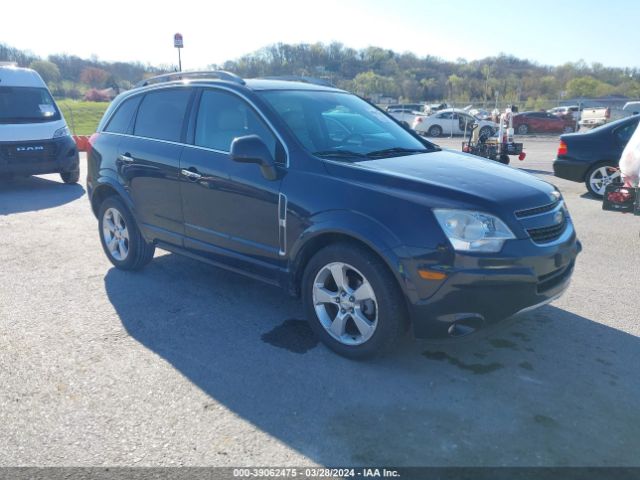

179,88,285,281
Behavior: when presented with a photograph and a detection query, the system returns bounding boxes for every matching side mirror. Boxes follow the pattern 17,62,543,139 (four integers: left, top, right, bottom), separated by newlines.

230,135,278,181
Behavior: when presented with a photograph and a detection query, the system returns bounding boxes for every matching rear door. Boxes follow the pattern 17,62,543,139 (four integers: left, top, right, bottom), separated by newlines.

118,87,194,245
179,88,285,280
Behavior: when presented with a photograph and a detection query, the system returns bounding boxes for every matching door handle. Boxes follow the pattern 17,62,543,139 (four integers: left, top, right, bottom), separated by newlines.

181,169,202,180
118,153,134,163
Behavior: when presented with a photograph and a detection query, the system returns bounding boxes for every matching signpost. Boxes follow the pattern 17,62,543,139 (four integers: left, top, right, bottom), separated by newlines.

174,33,183,72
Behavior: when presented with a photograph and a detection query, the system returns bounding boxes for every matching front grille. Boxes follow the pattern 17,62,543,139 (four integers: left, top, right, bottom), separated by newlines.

515,201,559,218
0,142,58,165
537,261,574,293
527,217,567,244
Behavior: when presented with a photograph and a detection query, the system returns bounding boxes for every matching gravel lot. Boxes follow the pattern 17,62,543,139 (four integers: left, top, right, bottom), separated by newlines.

1,138,639,467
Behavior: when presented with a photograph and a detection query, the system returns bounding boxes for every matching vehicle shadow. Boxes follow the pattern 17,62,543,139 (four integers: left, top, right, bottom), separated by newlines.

105,253,640,466
0,175,85,215
580,192,602,202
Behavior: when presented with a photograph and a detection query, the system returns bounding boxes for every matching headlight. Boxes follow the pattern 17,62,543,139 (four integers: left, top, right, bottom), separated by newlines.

433,209,515,253
53,126,71,138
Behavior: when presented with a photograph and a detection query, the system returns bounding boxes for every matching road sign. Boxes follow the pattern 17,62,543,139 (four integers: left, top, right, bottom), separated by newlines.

174,33,183,49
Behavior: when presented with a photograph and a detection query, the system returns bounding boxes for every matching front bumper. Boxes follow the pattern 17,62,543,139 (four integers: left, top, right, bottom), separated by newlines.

553,157,591,183
393,225,582,339
0,136,79,176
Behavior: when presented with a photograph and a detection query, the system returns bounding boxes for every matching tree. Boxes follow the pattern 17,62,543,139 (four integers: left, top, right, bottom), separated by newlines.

80,67,109,88
566,76,613,98
29,60,61,83
351,71,398,98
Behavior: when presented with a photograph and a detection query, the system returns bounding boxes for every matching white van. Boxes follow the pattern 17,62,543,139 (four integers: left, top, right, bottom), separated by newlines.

0,65,79,183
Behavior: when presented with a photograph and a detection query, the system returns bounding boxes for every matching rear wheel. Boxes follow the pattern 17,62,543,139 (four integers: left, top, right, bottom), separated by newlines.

428,125,443,137
585,163,620,198
60,169,80,184
498,154,510,165
479,126,493,138
302,242,407,359
98,196,155,270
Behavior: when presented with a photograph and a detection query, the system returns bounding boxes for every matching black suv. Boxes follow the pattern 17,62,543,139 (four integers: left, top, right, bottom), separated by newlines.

88,71,581,358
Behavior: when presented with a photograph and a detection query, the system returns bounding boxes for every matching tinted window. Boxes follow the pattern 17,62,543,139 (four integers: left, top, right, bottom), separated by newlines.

438,112,453,119
194,89,277,157
105,96,141,134
615,120,639,143
0,87,61,124
134,89,191,142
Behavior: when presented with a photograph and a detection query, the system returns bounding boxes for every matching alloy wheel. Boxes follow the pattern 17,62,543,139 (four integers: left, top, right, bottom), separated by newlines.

589,166,620,196
312,262,378,346
102,207,130,261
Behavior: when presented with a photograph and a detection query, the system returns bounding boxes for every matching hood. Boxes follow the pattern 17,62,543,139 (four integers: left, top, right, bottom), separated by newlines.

324,149,556,214
0,118,67,142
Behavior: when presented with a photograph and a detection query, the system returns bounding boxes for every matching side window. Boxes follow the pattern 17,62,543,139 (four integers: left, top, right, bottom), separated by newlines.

104,96,141,134
615,121,639,143
134,89,191,142
194,89,277,158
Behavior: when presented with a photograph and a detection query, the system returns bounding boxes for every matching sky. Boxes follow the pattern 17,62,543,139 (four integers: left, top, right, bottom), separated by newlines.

2,0,637,69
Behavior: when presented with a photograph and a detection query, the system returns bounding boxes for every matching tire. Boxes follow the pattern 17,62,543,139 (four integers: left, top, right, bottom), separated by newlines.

301,242,407,359
60,169,80,184
98,196,155,270
498,154,510,165
516,124,529,135
428,125,443,137
584,162,620,199
479,126,493,138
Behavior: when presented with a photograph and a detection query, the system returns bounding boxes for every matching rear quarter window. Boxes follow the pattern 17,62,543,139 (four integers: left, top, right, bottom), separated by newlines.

134,89,192,142
104,96,141,134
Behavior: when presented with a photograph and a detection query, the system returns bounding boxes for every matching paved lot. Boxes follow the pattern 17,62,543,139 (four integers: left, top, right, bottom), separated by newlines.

1,139,639,467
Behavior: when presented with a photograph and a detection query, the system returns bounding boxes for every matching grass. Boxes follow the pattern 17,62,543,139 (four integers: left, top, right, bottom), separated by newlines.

56,99,110,136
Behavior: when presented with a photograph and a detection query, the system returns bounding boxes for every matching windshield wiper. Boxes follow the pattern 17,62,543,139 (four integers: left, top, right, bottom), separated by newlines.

313,149,367,160
365,147,436,158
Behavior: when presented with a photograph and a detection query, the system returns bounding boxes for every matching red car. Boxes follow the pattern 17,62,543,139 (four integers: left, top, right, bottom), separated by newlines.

513,111,576,135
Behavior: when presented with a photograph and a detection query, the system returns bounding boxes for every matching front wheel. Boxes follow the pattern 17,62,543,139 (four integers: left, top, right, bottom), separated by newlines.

302,243,407,359
98,196,155,270
516,124,529,135
585,163,620,198
60,169,80,184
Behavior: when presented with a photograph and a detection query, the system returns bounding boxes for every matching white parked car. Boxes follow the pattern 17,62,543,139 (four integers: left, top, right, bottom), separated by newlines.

548,105,581,122
412,108,498,138
387,106,427,125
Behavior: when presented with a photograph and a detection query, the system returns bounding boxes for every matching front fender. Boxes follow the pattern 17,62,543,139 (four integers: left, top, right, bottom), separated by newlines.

287,210,418,300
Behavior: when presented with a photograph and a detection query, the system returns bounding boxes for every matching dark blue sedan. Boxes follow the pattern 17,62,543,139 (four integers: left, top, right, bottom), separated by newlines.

553,115,640,197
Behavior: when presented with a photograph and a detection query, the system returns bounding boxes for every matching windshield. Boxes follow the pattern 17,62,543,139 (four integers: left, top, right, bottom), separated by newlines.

0,86,61,124
258,90,437,160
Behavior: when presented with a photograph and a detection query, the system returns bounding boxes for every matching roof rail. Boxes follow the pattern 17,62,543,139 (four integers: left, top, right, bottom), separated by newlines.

135,70,245,88
262,75,335,88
